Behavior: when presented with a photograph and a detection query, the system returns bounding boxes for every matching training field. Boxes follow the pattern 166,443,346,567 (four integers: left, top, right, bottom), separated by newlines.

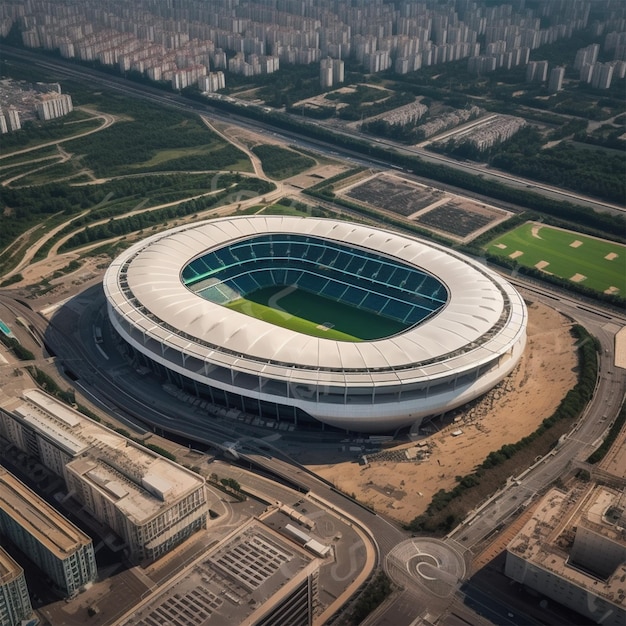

225,286,409,341
485,222,626,294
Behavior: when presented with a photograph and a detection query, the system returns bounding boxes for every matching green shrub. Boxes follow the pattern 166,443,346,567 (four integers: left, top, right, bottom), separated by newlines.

349,571,392,625
405,324,598,534
0,335,34,361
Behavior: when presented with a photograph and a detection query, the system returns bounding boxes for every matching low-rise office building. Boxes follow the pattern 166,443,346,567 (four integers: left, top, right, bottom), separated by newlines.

0,548,33,626
115,519,322,626
505,485,626,626
0,389,209,562
0,467,97,598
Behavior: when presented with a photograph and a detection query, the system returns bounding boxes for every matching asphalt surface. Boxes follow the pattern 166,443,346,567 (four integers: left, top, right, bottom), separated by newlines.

2,267,623,626
0,51,624,621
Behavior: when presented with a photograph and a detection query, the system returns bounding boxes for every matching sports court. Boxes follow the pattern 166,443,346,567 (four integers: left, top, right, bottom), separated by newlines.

183,232,448,341
486,222,625,294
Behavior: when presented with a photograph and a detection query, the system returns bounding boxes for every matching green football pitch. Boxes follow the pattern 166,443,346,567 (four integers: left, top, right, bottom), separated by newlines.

224,286,409,341
485,222,626,295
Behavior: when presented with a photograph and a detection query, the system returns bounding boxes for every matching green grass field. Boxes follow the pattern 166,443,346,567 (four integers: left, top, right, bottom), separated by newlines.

225,286,408,341
251,145,316,180
485,222,626,294
128,143,252,172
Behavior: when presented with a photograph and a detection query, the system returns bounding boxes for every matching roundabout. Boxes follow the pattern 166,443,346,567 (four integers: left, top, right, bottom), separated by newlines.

386,538,467,598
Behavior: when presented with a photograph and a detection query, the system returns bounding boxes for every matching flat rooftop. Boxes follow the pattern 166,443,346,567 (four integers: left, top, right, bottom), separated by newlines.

0,466,92,560
508,485,626,604
1,389,205,523
117,518,319,626
0,547,23,584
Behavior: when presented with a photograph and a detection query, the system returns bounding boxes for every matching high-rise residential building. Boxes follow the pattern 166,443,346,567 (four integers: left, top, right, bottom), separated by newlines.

526,61,538,81
467,54,497,74
580,62,596,83
199,71,226,93
535,59,549,81
320,57,344,88
591,62,615,89
574,43,600,69
320,57,333,88
0,389,209,563
0,548,33,626
395,57,410,74
3,0,604,85
612,60,626,79
5,107,20,131
364,49,391,73
548,66,565,92
36,93,74,120
0,467,97,598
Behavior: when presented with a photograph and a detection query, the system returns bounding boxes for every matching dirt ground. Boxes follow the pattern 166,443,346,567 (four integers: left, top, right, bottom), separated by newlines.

307,301,578,524
285,163,350,190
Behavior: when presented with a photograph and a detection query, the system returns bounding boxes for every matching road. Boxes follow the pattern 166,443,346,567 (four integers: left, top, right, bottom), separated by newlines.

313,118,626,216
1,286,448,626
2,268,624,626
447,281,626,550
2,45,625,623
2,44,623,217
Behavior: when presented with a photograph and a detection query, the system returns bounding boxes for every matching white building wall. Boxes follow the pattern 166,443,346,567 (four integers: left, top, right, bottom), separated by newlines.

0,412,26,449
6,108,20,131
505,551,625,626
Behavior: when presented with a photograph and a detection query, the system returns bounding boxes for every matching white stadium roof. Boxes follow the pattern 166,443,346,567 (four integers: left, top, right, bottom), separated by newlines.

104,216,526,385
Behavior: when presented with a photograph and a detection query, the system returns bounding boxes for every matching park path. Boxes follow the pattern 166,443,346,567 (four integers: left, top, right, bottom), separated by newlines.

200,115,267,181
2,110,284,288
0,107,116,161
2,210,90,281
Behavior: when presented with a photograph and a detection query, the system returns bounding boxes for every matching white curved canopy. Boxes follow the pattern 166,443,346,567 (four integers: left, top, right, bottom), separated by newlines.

104,216,526,379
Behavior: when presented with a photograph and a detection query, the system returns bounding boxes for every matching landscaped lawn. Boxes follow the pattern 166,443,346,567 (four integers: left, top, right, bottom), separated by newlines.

485,222,626,294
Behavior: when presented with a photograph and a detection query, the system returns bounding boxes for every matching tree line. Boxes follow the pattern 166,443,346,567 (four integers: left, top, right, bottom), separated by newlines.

405,324,598,535
431,125,625,204
1,173,243,256
59,178,274,250
202,95,626,242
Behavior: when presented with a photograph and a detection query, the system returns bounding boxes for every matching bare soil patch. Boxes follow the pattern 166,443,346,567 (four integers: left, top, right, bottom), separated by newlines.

338,172,510,242
286,164,350,190
342,173,444,217
306,302,578,525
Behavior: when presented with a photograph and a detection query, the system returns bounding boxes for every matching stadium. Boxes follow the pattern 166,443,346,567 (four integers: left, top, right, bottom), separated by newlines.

103,216,527,433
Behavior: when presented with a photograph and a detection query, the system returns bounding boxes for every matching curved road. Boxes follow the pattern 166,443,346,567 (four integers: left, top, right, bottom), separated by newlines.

1,269,624,625
2,44,622,217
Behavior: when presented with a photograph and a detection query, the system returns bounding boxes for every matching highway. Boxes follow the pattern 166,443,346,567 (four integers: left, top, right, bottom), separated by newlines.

310,118,626,216
2,44,623,217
